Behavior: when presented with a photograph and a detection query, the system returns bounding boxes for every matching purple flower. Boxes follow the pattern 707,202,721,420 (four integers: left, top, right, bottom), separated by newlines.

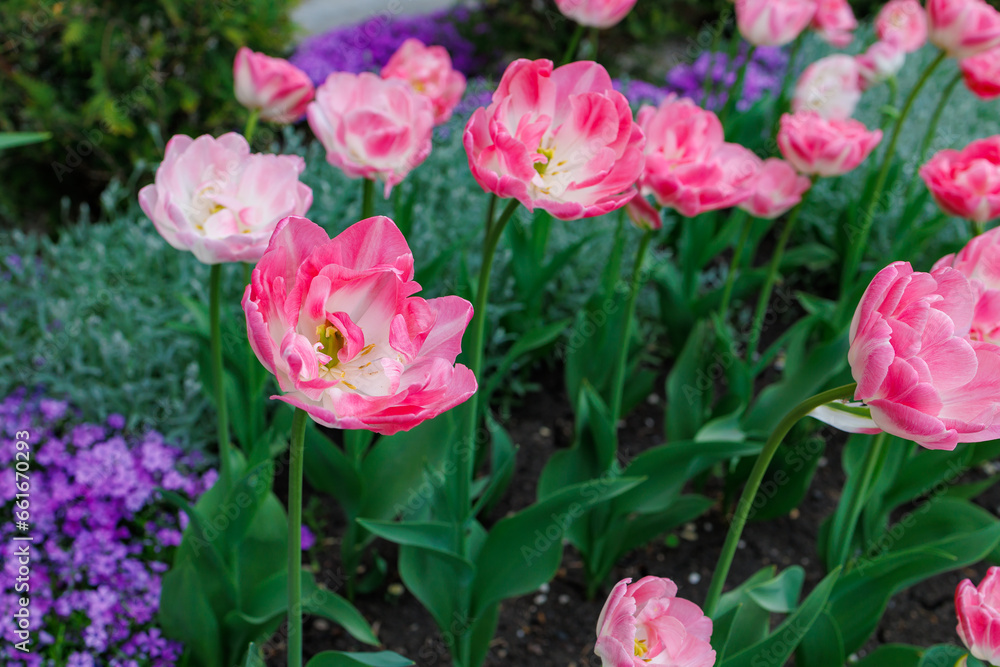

301,525,316,551
290,8,479,86
1,391,210,664
662,44,789,111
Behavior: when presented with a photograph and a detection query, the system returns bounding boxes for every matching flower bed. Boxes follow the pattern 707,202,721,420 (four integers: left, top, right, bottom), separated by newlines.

0,390,213,666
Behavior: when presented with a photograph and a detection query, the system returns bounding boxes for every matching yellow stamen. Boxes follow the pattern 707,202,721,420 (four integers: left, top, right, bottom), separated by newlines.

316,324,346,369
534,146,556,176
634,638,648,657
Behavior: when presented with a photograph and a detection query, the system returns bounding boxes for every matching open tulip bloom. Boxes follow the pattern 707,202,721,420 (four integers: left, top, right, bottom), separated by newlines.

139,133,313,265
243,215,477,434
921,136,1000,225
957,567,1000,666
464,59,645,221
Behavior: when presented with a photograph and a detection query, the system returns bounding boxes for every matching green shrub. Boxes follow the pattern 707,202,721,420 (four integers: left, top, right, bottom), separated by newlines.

0,0,296,229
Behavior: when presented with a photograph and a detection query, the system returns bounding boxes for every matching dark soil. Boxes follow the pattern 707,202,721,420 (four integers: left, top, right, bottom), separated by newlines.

261,363,1000,666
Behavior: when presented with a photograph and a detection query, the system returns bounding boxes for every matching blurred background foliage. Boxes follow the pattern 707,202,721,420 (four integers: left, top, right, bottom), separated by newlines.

0,0,295,230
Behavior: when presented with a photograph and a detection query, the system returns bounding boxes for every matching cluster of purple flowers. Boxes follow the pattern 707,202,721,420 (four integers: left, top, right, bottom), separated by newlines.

663,45,789,112
614,46,788,112
0,390,215,666
290,8,480,86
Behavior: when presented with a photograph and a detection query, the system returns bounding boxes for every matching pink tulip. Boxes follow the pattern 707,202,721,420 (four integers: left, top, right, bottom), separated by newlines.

876,0,928,52
928,0,1000,59
811,0,858,47
307,72,434,197
961,46,1000,99
233,47,315,124
636,97,758,217
856,41,907,89
625,195,663,231
380,38,467,125
595,577,715,667
849,261,1000,450
242,215,476,435
934,227,1000,344
463,59,644,221
138,133,312,265
920,136,1000,224
739,158,813,219
735,0,818,47
957,567,1000,664
792,54,863,120
778,111,882,177
554,0,638,28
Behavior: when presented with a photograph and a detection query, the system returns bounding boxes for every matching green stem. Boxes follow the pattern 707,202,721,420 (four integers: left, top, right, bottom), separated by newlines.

719,45,756,124
703,383,858,617
287,409,308,667
343,517,360,602
841,51,946,292
903,71,963,204
718,210,752,319
771,35,803,134
609,230,652,427
973,219,986,237
747,191,810,359
833,431,889,569
561,24,586,65
880,77,899,133
210,264,232,485
460,199,521,521
244,109,260,146
588,27,600,61
361,178,376,220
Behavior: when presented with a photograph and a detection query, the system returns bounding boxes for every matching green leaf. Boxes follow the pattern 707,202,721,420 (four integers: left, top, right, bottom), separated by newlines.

745,566,804,613
471,415,518,517
359,412,455,521
537,384,618,500
471,476,642,614
0,132,51,151
830,498,1000,653
794,610,844,667
303,421,363,517
357,519,473,571
482,319,571,401
238,570,377,645
917,645,968,667
306,651,414,667
720,568,840,667
850,644,923,667
219,457,274,548
665,320,713,442
158,560,224,666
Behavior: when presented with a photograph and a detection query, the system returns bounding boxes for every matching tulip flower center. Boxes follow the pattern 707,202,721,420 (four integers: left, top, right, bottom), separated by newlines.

534,146,556,176
316,323,346,369
634,638,649,658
